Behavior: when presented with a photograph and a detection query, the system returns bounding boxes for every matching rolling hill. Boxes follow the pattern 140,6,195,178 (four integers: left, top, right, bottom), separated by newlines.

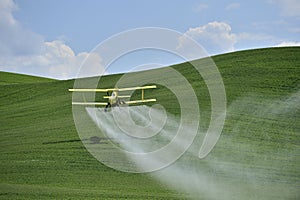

0,47,299,199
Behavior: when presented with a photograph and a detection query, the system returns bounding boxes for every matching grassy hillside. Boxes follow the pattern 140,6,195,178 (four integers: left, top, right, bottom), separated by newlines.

0,47,299,199
0,71,55,85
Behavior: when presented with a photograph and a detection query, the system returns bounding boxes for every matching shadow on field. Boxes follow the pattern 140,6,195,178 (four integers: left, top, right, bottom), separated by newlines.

42,136,110,145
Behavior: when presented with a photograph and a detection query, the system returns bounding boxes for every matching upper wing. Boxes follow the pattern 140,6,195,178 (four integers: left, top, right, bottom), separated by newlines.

68,85,156,92
117,85,156,91
69,85,157,106
68,88,114,92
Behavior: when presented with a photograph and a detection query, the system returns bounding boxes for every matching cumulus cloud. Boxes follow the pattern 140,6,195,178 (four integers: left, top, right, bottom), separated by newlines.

0,40,105,79
39,40,104,79
275,41,300,47
177,22,280,57
178,21,237,55
0,0,44,56
0,0,104,79
268,0,300,17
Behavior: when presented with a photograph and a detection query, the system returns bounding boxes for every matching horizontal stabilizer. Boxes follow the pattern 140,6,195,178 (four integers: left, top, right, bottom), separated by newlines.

103,95,131,99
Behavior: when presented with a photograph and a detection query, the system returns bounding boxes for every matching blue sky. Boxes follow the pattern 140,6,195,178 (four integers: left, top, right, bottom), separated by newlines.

0,0,299,79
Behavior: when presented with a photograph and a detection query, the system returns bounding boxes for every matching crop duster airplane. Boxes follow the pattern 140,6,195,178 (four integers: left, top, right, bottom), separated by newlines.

69,85,156,111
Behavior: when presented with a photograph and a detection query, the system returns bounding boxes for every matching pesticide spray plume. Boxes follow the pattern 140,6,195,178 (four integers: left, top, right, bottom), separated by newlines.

83,88,299,200
84,105,232,199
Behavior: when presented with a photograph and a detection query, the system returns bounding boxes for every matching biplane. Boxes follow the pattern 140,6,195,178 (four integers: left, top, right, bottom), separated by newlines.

69,85,156,111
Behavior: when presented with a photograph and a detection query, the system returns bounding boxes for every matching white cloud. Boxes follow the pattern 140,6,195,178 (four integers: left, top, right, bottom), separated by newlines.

268,0,300,17
42,40,104,79
0,0,104,79
225,3,240,10
0,40,104,79
0,0,44,56
178,22,283,57
275,41,300,47
179,21,237,55
0,0,17,24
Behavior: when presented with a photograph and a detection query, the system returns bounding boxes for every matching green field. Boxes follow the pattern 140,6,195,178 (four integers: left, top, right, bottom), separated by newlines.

0,47,299,199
